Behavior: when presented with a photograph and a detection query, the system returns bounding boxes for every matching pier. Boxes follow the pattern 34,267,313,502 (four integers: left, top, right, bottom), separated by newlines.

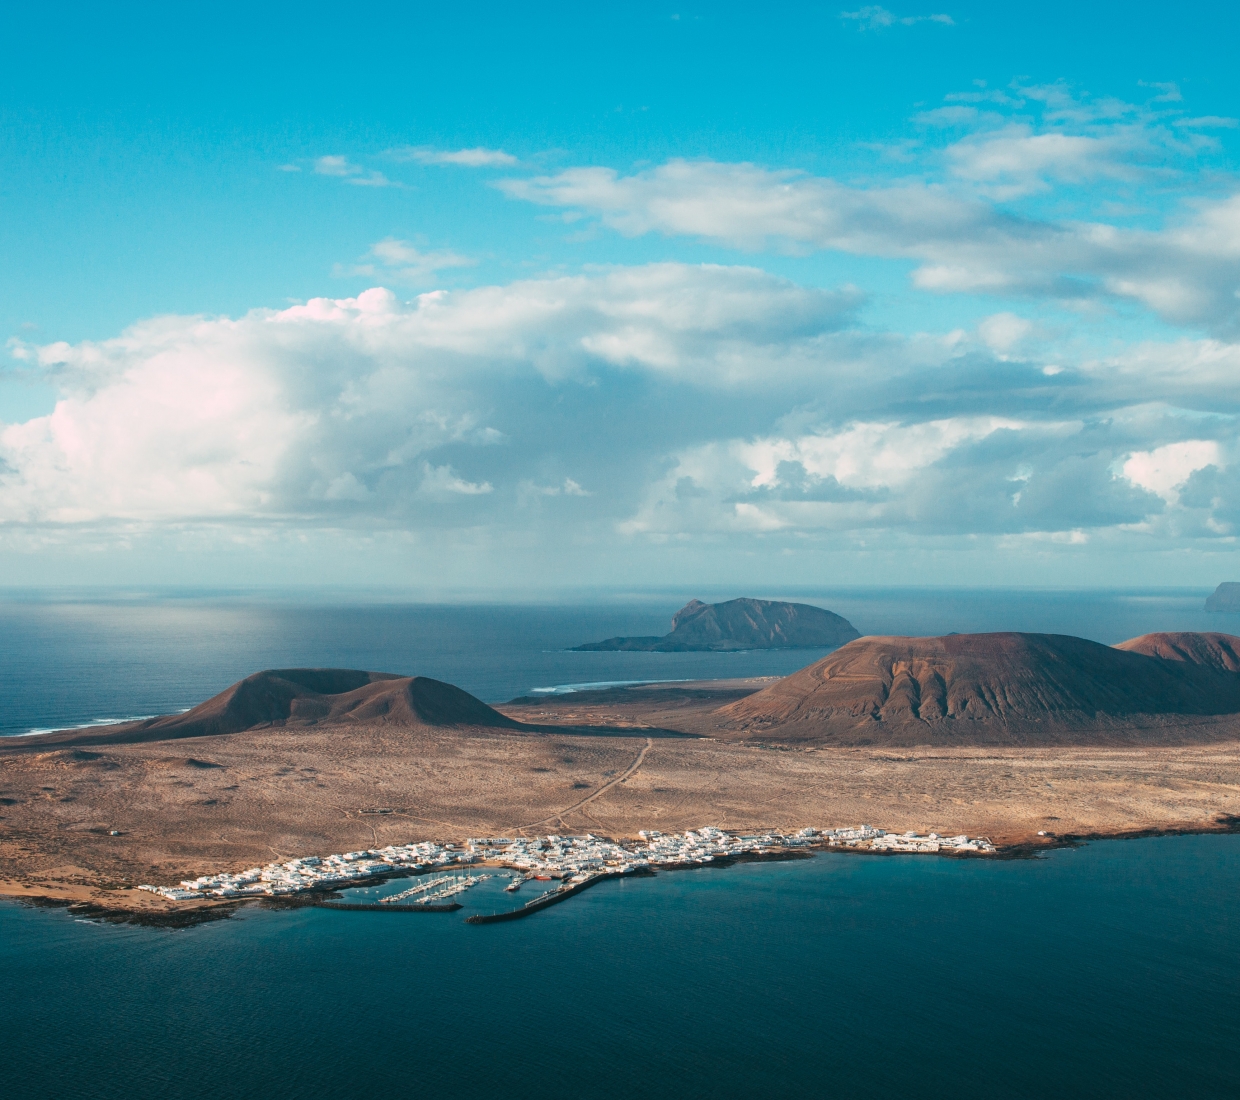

465,870,626,924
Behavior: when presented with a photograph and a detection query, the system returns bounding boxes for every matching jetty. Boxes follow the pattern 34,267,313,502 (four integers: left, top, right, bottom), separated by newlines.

466,870,627,924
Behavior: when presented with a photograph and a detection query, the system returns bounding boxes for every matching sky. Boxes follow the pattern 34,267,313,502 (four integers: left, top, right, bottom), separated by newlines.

3,0,1240,590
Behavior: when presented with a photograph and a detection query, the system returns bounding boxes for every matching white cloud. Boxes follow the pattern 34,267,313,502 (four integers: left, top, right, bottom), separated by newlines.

517,477,591,505
314,155,357,177
313,155,396,187
1139,80,1182,103
1121,440,1222,503
500,157,1240,333
7,260,1240,556
620,415,1095,537
944,126,1141,198
977,312,1034,354
0,266,856,528
419,463,493,497
337,238,476,284
1175,116,1239,130
840,6,953,29
392,146,519,167
739,417,1026,491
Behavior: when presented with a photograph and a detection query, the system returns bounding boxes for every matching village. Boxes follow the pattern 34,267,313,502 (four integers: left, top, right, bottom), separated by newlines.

138,825,996,903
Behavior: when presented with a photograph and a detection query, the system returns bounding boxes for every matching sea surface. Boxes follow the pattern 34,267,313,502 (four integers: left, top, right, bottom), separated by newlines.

3,587,1240,1097
0,585,1231,736
3,836,1239,1099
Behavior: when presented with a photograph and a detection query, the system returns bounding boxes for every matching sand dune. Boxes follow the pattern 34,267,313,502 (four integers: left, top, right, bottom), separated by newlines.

718,631,1240,745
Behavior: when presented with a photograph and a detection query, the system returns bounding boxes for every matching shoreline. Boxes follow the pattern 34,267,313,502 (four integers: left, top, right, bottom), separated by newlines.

6,817,1240,928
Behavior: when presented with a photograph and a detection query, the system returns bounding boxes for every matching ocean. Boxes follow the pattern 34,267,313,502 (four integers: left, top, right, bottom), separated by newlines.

0,585,1229,736
3,836,1239,1099
3,587,1239,1097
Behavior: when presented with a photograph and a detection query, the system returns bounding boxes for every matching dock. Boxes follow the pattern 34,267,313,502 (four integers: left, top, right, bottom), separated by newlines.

465,870,630,924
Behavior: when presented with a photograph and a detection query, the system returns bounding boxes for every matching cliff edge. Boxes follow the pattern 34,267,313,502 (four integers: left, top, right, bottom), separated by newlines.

1205,583,1240,612
573,597,861,652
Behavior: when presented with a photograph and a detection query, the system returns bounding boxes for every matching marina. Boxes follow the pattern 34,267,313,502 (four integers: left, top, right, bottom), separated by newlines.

137,825,996,919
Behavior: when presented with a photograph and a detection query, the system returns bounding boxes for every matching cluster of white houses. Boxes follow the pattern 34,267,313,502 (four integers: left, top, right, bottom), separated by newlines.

138,825,995,902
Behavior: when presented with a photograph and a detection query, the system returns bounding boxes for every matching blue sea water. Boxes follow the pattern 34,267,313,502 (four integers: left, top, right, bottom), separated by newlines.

0,585,1230,735
3,587,1240,1097
3,836,1239,1099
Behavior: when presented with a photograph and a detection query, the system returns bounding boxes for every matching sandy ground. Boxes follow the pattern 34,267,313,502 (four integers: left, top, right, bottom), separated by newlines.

3,715,1240,914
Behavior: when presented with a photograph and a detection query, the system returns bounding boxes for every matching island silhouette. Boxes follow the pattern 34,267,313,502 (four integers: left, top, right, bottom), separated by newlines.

572,597,861,652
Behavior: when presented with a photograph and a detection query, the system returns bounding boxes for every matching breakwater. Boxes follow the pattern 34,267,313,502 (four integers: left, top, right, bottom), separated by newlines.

465,870,630,924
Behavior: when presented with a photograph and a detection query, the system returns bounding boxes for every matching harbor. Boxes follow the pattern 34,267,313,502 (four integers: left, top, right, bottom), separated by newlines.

138,825,995,919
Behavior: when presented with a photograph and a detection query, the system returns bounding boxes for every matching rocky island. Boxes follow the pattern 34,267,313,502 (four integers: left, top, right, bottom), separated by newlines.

1205,583,1240,612
572,597,860,652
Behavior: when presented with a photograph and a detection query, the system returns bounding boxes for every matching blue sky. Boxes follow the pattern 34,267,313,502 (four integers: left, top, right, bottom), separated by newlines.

3,1,1240,588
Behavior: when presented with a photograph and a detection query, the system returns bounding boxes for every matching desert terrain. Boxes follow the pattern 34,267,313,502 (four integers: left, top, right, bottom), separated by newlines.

3,679,1240,917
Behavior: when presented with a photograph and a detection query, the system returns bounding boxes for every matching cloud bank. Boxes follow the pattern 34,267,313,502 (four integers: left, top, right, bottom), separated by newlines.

4,263,1238,563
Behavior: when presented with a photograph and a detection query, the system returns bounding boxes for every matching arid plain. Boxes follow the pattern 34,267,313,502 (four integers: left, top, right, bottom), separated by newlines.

3,672,1240,916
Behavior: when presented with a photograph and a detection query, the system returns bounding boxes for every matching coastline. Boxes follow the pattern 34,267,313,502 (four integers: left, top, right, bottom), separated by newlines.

6,815,1240,927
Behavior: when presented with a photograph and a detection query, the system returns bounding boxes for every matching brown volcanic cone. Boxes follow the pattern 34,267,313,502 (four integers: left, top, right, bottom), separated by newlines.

1114,631,1240,672
719,632,1240,746
11,669,521,749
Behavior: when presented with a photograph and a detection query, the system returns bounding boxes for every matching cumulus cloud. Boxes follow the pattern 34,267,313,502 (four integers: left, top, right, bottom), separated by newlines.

6,259,1240,552
1121,440,1222,503
391,146,519,167
619,410,1198,540
0,266,858,528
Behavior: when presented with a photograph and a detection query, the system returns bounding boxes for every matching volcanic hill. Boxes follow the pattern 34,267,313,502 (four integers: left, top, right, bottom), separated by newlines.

573,597,860,652
718,631,1240,745
10,669,521,749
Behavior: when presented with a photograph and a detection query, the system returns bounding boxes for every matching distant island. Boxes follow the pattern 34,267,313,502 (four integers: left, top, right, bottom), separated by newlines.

572,597,861,652
5,627,1240,922
1205,583,1240,612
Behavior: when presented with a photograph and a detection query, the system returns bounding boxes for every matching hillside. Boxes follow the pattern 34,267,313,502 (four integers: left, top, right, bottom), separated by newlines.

718,631,1240,745
7,669,521,748
573,597,860,652
1115,631,1240,671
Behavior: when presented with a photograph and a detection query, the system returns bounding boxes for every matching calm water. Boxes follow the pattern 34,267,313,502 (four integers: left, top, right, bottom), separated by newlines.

3,836,1238,1099
3,588,1239,1097
0,586,1228,735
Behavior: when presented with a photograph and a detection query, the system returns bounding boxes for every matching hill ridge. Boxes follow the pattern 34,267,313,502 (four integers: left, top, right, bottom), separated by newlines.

719,630,1240,745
